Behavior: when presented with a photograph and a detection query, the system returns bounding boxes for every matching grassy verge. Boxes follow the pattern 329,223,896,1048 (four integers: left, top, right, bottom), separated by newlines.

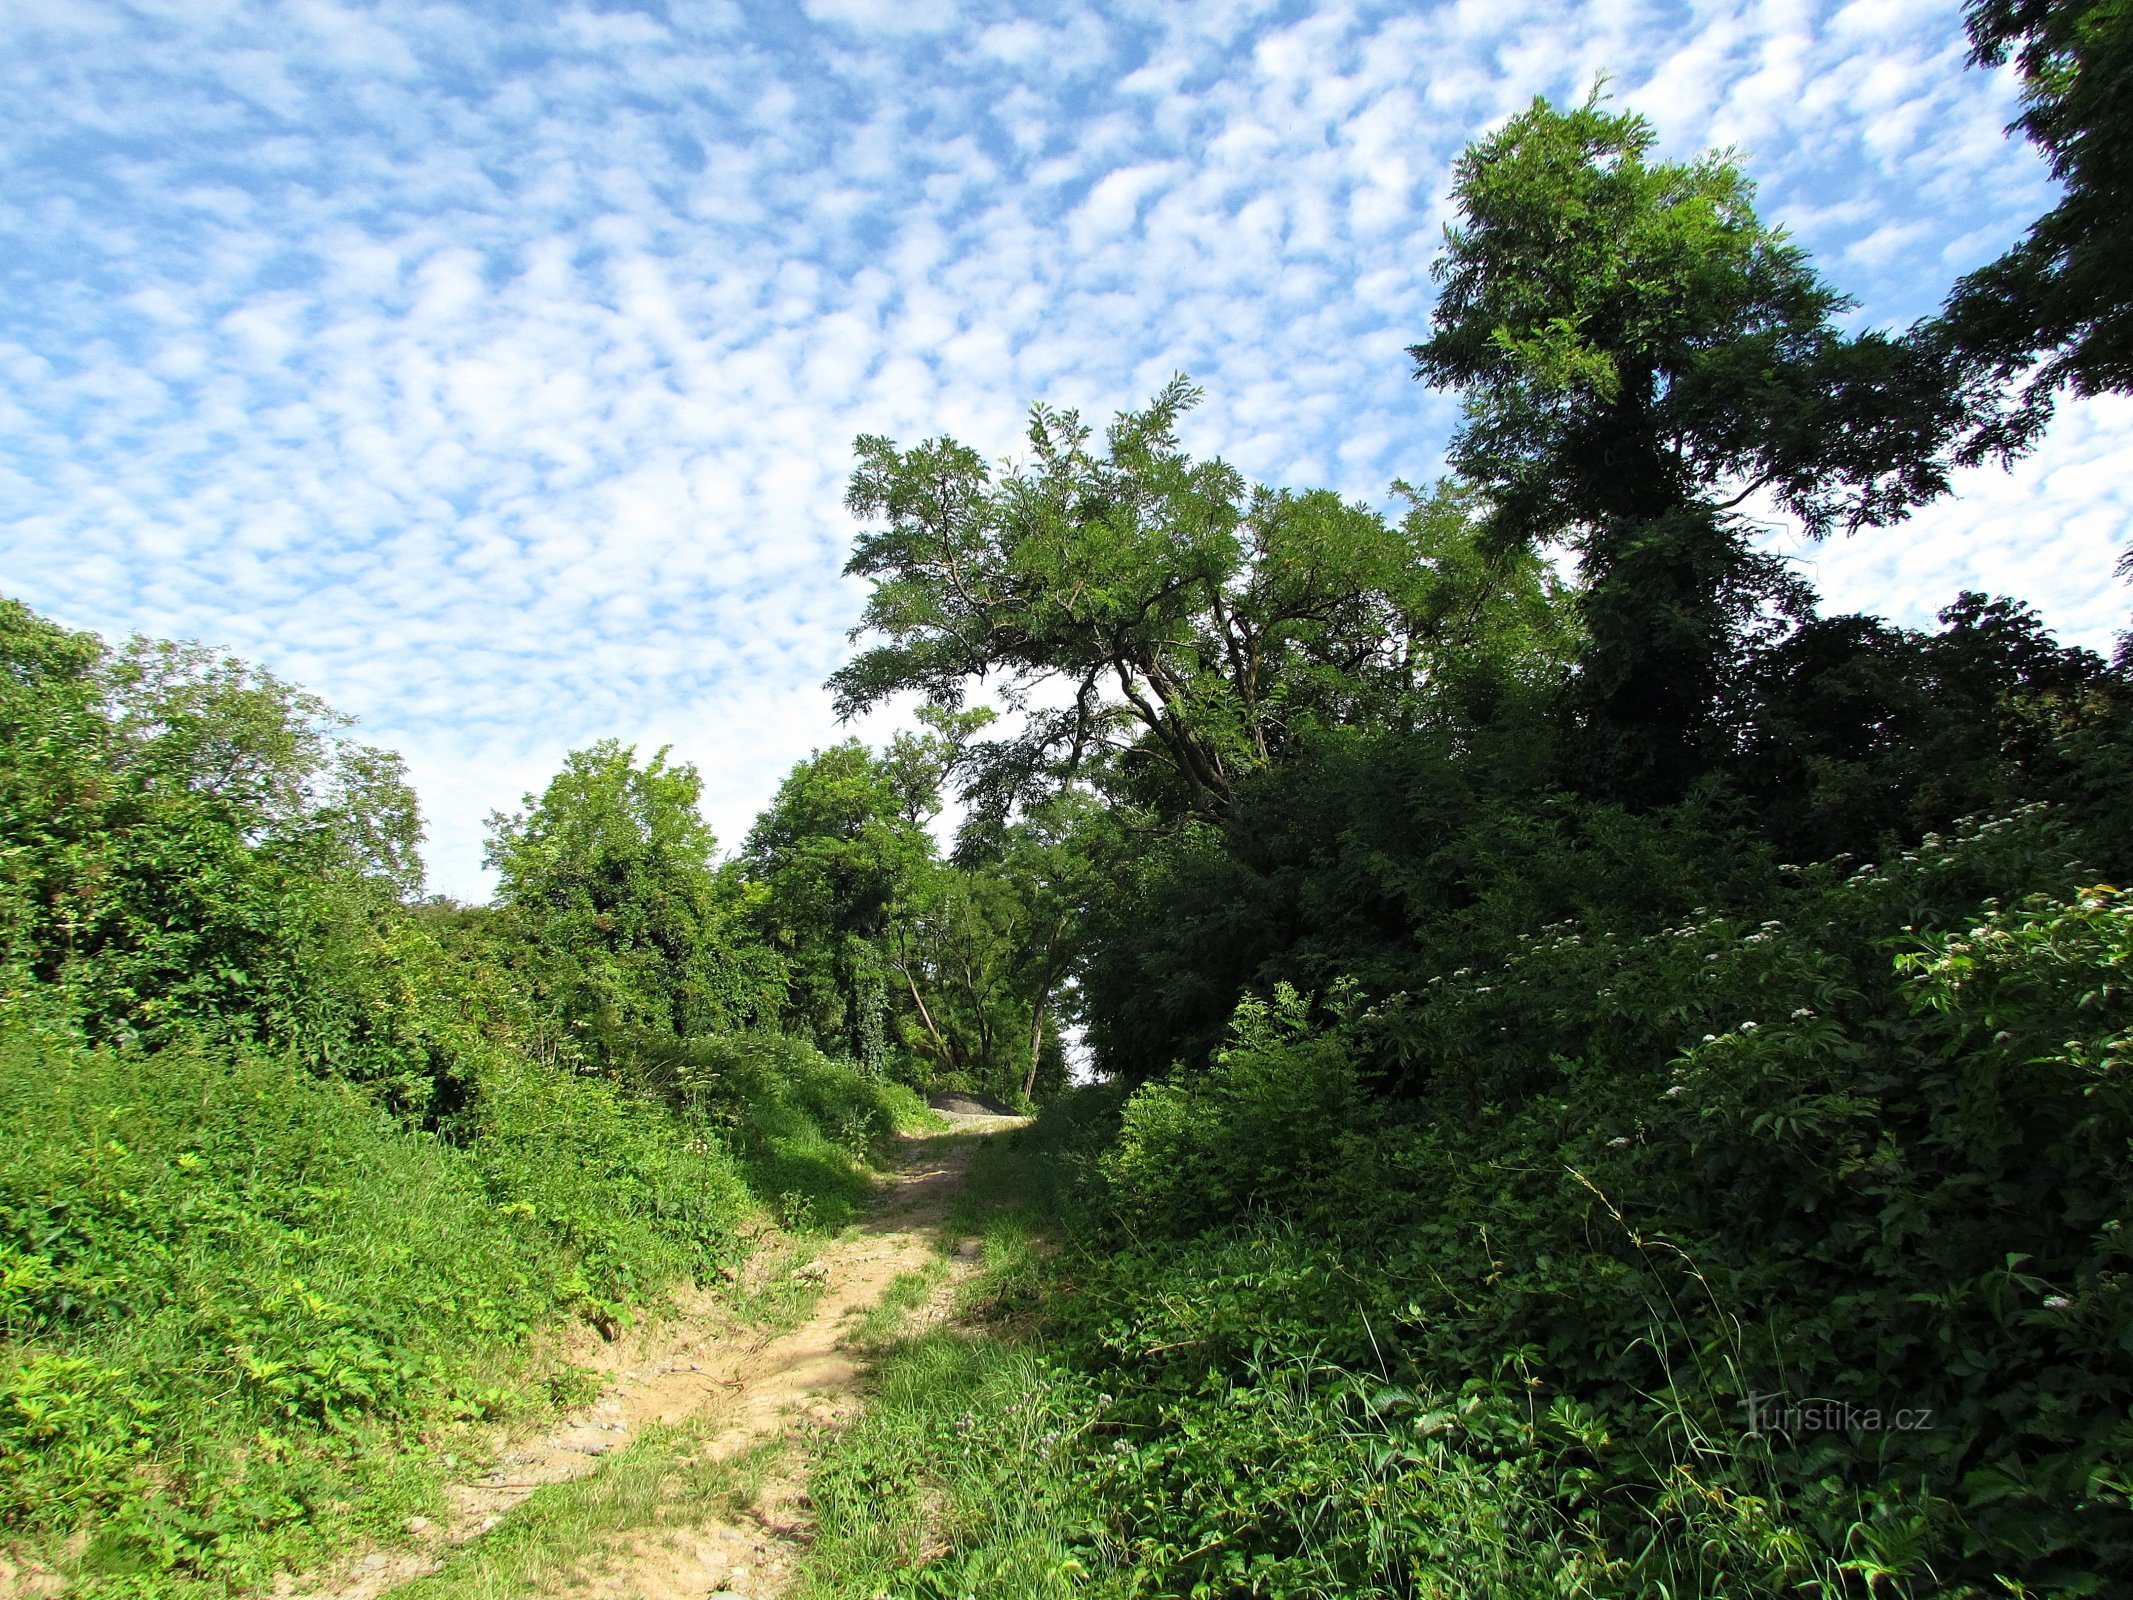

790,1099,1581,1600
793,1336,1101,1599
792,1112,1121,1599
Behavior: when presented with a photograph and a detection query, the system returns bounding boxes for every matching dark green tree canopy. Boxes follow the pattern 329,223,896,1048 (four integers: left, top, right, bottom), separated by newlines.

1411,93,1968,549
1409,94,1977,799
832,381,1527,821
1944,0,2133,449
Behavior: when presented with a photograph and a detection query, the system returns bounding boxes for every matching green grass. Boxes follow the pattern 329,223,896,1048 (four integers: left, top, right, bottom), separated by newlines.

792,1335,1104,1600
791,1109,1587,1600
846,1262,950,1350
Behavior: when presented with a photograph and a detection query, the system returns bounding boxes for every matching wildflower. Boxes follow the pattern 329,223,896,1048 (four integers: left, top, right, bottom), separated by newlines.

2043,1295,2073,1311
1791,1008,1814,1020
1606,1136,1631,1149
1702,1034,1717,1043
1739,1021,1758,1032
1664,1085,1688,1099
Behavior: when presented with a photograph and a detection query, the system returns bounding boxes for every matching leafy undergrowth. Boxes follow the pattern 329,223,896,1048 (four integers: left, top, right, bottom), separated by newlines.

659,1032,939,1230
0,1014,923,1597
799,812,2133,1598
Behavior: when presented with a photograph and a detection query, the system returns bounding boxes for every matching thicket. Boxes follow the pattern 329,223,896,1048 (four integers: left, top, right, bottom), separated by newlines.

1057,815,2133,1595
800,31,2133,1597
0,597,926,1594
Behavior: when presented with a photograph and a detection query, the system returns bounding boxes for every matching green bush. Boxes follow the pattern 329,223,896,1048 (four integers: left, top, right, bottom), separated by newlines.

961,811,2133,1597
0,1014,760,1591
1099,984,1363,1239
455,1058,752,1325
657,1032,934,1228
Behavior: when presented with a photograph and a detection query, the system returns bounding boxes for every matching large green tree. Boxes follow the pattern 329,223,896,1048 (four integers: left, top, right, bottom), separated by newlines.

1410,94,1973,799
743,739,938,1067
831,381,1450,822
486,741,777,1063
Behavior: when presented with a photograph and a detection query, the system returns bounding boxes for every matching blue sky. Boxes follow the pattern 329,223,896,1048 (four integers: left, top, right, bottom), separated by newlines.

4,0,2128,899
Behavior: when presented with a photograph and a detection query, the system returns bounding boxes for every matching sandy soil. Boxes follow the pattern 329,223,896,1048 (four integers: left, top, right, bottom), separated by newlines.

294,1116,1017,1600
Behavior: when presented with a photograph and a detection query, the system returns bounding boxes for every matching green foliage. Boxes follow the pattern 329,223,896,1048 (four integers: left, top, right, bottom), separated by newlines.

0,1014,756,1589
832,385,1516,822
1412,93,1975,798
815,84,2133,1575
1742,590,2126,861
1100,984,1363,1237
486,740,783,1065
738,733,1093,1105
0,599,447,1100
797,1337,1106,1599
801,1115,1588,1600
656,1031,935,1229
1412,94,1961,546
1943,0,2133,450
744,738,938,1065
1080,586,2129,1084
0,598,948,1593
1027,812,2133,1595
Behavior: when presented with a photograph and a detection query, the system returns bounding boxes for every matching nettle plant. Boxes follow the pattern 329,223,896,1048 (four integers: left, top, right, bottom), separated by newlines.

1349,810,2132,1591
1072,809,2129,1594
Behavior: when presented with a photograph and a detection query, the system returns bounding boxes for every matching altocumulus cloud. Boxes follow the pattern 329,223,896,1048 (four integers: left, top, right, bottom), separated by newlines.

0,0,2123,896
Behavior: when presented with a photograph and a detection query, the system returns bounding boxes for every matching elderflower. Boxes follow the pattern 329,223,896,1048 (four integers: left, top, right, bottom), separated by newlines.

2043,1295,2073,1311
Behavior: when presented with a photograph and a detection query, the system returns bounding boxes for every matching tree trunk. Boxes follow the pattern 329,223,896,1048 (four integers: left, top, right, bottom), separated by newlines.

1022,985,1052,1103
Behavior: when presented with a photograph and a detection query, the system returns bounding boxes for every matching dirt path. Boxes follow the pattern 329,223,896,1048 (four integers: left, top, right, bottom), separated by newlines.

301,1117,1017,1600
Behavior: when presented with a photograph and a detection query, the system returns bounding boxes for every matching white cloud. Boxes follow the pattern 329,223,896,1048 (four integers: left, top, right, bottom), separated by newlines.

1,0,2122,900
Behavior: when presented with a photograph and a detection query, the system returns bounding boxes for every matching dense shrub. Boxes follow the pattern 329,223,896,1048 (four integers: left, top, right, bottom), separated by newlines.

898,810,2132,1597
656,1032,934,1228
0,1021,629,1583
